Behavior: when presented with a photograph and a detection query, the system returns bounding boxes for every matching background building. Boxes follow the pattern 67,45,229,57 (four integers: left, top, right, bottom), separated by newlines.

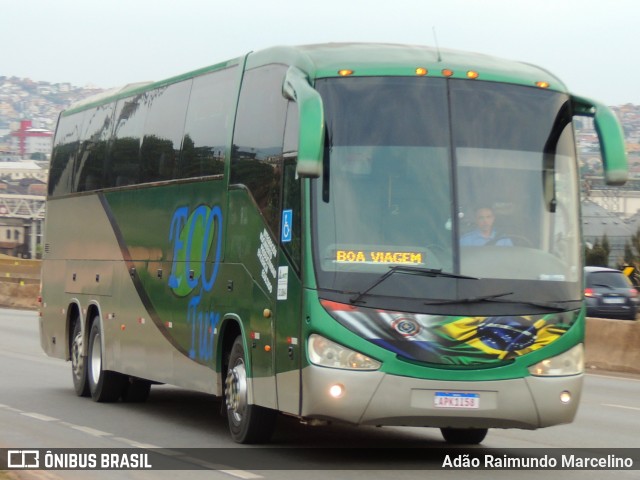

9,120,52,160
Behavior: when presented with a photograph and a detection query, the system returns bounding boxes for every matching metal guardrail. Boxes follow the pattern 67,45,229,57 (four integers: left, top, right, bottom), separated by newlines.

1,277,39,285
0,257,41,285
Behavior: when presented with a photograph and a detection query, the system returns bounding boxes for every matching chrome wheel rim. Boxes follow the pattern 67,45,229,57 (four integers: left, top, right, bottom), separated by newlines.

225,360,247,424
71,330,84,380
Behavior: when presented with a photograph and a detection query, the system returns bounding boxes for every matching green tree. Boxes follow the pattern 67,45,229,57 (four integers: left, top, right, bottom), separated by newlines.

601,234,610,262
628,226,640,262
585,238,609,267
624,241,636,266
622,227,640,285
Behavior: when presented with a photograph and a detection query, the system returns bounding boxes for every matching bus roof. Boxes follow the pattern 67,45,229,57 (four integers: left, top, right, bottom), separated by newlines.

249,43,566,90
64,43,566,116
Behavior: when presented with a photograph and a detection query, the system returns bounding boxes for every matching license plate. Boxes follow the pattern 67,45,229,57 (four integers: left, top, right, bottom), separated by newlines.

603,297,625,304
434,392,480,409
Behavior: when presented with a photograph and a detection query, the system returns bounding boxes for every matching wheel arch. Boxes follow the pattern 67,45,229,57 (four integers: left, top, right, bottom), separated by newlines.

65,300,104,360
85,301,102,328
85,300,109,369
216,314,245,391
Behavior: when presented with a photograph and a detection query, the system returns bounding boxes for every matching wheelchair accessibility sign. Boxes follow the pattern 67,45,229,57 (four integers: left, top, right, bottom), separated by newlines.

281,209,292,243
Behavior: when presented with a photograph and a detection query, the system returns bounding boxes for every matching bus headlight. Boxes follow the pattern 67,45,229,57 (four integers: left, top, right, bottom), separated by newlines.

308,334,381,370
528,344,584,376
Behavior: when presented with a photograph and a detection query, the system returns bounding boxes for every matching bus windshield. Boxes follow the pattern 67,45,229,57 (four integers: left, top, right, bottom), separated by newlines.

312,77,581,313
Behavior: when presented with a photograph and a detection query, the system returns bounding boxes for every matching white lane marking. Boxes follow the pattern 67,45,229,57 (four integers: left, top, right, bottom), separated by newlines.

602,403,640,412
21,412,58,422
112,437,161,449
69,424,112,437
0,403,24,413
219,469,264,479
179,454,264,479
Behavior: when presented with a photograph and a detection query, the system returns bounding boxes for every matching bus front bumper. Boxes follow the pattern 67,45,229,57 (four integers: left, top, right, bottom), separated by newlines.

300,365,583,429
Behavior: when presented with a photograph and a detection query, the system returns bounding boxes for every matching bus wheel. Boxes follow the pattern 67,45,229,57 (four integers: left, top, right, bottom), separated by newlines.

121,377,151,403
70,320,89,397
440,427,488,445
87,316,125,402
224,336,277,443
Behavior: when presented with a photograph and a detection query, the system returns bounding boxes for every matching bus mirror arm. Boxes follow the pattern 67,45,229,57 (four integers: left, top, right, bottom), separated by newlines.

283,67,325,178
571,95,628,186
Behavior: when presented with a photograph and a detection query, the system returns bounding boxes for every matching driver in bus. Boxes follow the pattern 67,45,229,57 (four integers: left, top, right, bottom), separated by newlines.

460,206,513,246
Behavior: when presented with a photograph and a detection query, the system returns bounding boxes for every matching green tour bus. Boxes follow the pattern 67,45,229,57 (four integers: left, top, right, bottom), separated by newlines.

39,43,627,445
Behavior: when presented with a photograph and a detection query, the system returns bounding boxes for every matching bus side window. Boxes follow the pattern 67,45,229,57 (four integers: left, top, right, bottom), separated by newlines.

108,94,148,188
181,67,237,179
141,81,192,183
231,64,289,235
75,103,115,192
49,111,85,197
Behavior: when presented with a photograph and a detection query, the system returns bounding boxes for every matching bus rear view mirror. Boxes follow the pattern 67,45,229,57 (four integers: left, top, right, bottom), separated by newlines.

283,67,324,178
571,95,628,186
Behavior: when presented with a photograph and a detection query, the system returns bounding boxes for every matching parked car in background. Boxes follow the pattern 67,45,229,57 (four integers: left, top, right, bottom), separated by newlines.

584,266,638,320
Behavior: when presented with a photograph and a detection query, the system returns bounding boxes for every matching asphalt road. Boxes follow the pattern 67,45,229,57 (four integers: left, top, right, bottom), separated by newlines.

1,309,639,480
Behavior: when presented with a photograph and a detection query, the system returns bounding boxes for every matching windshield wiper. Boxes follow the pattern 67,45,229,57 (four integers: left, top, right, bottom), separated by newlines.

479,298,582,312
423,295,582,311
350,265,478,304
468,299,582,312
423,291,513,306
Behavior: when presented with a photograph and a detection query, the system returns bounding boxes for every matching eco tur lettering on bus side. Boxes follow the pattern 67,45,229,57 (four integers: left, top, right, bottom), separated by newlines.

167,204,223,361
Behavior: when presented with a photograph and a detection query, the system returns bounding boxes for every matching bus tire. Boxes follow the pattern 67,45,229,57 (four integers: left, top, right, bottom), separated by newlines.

440,427,488,445
70,319,90,397
87,317,125,402
121,377,151,403
224,336,277,444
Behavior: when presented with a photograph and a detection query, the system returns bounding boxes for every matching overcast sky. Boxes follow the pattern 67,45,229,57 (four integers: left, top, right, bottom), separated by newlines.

2,0,637,106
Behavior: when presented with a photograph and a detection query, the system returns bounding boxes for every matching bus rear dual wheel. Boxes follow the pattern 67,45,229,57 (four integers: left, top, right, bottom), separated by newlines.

71,319,90,397
72,316,151,403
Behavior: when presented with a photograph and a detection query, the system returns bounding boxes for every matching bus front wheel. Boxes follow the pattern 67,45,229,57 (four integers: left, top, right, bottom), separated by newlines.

87,316,125,402
440,427,488,445
224,336,277,443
